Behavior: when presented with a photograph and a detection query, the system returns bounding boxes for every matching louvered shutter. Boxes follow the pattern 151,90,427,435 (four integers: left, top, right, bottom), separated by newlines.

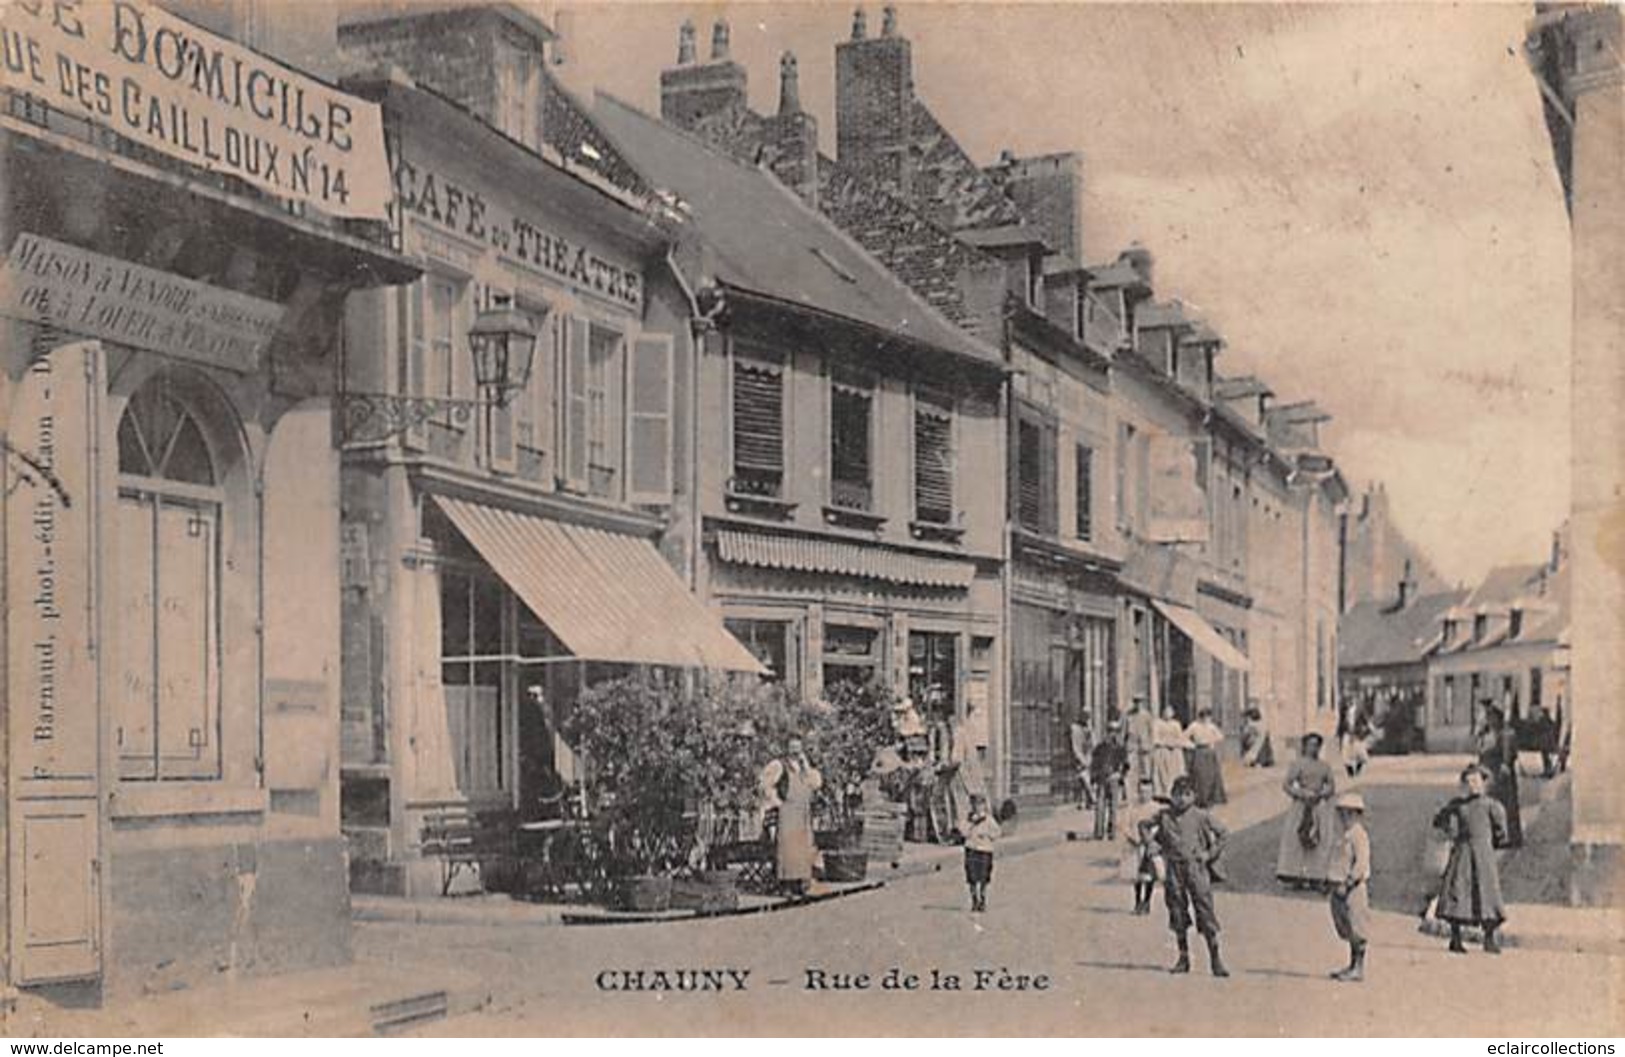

1016,419,1042,532
913,405,953,524
627,332,673,503
562,315,589,491
732,361,784,474
1039,422,1059,534
1075,443,1094,540
403,280,427,450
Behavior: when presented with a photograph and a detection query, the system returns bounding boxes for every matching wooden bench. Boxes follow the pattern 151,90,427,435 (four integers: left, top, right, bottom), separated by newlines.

418,802,519,896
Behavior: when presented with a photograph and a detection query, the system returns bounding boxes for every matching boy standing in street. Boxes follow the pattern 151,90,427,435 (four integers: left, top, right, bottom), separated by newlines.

1090,719,1129,840
1153,776,1230,977
963,795,1001,913
1328,792,1372,982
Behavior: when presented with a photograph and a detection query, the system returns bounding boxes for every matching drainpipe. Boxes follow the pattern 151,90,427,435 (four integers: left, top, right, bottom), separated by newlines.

664,244,703,592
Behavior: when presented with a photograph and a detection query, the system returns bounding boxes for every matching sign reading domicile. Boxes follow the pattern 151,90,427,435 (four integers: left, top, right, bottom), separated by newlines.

394,159,643,312
0,233,286,371
0,0,390,218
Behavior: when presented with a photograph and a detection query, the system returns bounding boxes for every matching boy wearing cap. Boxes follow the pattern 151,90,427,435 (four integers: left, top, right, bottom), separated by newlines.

1328,791,1372,982
1152,776,1230,977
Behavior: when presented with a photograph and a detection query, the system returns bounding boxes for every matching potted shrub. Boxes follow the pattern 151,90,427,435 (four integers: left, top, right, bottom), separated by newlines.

803,678,900,882
566,674,695,911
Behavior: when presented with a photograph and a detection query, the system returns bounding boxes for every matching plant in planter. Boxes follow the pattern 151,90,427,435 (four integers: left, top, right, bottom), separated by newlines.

802,678,900,881
565,673,695,910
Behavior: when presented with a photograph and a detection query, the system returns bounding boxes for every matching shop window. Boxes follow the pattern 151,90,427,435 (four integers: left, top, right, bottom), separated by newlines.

830,374,873,511
724,619,794,687
114,382,227,781
441,568,511,798
1074,443,1094,541
732,351,785,497
913,394,954,525
823,624,880,692
908,631,959,722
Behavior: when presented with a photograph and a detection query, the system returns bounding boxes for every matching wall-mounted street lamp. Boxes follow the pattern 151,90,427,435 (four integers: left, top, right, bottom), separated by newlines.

339,293,544,445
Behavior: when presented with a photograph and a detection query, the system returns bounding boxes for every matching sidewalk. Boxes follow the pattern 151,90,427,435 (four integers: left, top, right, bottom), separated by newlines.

353,758,1289,929
2,960,490,1039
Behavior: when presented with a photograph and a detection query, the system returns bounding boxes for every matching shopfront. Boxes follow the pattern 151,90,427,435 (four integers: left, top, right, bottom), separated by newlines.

0,0,411,996
337,78,761,897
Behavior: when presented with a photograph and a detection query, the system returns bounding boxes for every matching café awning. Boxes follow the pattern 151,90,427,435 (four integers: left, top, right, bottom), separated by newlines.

1152,599,1251,673
433,496,765,674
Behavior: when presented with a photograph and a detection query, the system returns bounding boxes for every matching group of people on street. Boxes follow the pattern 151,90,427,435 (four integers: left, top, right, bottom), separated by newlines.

762,687,1526,983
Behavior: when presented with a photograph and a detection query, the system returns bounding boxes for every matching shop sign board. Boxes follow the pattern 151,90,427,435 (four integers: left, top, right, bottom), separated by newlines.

0,233,284,372
0,0,390,218
394,160,644,312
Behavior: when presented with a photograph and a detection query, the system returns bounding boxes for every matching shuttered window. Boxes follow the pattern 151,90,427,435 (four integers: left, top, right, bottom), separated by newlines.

1015,415,1057,535
1075,443,1093,541
914,398,953,524
732,356,784,496
830,377,873,511
627,333,673,503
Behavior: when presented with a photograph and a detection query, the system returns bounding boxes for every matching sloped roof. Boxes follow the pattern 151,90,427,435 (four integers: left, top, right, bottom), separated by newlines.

543,77,652,202
1214,375,1273,399
1467,563,1546,609
1339,589,1468,668
592,94,1000,368
1087,260,1149,289
1136,300,1196,330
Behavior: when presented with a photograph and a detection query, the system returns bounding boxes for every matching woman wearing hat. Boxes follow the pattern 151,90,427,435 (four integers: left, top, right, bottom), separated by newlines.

1327,792,1372,982
1276,732,1340,887
1432,763,1509,954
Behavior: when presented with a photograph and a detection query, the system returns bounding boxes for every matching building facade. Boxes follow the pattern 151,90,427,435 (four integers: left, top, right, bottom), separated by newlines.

594,89,1010,797
1526,1,1624,906
0,0,413,996
334,7,760,898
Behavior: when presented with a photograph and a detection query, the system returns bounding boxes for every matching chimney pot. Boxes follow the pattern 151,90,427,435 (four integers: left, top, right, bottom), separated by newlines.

677,20,696,64
852,7,867,40
779,51,802,115
882,5,898,36
711,19,730,61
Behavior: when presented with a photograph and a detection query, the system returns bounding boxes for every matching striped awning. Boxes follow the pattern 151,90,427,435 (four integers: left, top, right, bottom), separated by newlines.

433,496,764,674
715,529,976,589
1152,599,1251,673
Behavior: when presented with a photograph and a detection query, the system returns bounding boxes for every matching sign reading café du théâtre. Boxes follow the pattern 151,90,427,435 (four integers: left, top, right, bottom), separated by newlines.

0,0,390,218
0,233,286,372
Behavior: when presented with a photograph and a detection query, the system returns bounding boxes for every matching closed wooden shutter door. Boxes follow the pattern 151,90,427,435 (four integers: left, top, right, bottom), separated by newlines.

627,332,674,503
1075,443,1093,539
562,316,589,490
914,407,953,523
733,362,784,472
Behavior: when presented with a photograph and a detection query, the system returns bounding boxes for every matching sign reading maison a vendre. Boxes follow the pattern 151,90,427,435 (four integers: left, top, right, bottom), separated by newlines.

0,233,285,371
0,0,390,218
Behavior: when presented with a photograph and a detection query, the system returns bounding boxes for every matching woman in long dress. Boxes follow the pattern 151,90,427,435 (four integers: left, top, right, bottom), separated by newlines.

760,736,823,894
1477,707,1523,849
1276,732,1340,887
1185,708,1228,807
1150,705,1190,801
1241,707,1275,768
1433,763,1509,953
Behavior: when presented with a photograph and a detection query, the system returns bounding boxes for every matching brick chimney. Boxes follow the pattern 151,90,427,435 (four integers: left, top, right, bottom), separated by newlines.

835,5,916,192
1397,558,1417,609
660,18,748,130
764,51,820,207
991,152,1085,263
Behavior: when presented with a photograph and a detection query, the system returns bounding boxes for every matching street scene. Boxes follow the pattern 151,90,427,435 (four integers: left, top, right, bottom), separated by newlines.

0,0,1620,1039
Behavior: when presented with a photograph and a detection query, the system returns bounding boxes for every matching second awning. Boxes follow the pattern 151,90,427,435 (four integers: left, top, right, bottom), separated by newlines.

1152,599,1251,672
434,495,765,674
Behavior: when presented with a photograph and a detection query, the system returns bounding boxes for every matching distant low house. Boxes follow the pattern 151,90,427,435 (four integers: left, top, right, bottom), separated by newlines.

1424,549,1570,754
1339,568,1467,754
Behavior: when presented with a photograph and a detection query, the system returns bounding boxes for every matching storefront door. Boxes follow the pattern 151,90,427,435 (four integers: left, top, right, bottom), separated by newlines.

6,342,104,984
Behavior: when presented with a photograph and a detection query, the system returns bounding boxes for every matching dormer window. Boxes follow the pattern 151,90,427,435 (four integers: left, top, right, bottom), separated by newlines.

1473,614,1488,642
1442,619,1457,644
497,40,542,149
1509,609,1523,639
